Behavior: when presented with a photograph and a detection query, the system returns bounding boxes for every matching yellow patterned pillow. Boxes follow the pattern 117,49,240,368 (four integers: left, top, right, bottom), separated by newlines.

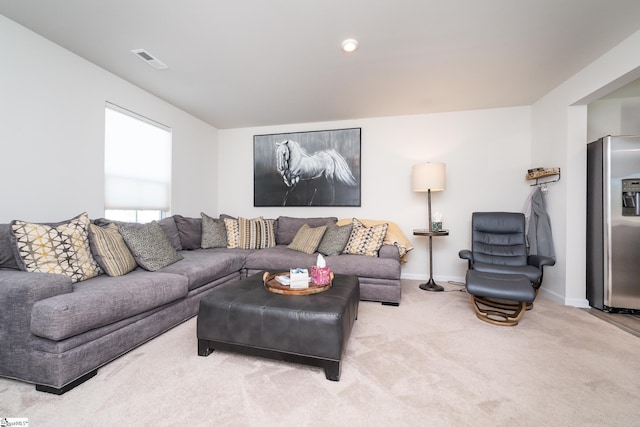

11,212,103,283
342,218,389,257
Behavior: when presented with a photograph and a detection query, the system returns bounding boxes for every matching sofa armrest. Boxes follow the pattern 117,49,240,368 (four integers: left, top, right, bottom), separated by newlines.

0,271,73,337
378,244,400,261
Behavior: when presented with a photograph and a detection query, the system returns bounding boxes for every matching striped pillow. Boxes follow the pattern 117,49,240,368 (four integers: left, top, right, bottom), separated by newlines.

343,218,388,257
88,223,137,276
224,217,276,249
288,224,327,254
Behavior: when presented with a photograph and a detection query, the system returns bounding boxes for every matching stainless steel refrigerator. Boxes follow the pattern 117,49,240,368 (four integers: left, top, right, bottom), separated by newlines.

587,135,640,312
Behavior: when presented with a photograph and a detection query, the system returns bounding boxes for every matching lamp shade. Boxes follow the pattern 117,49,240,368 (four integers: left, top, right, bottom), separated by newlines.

412,162,446,192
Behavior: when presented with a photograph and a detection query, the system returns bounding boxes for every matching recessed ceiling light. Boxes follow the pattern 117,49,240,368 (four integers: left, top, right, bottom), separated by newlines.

341,39,359,53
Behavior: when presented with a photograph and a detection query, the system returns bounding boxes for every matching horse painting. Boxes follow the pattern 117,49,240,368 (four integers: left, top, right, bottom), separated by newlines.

275,140,357,206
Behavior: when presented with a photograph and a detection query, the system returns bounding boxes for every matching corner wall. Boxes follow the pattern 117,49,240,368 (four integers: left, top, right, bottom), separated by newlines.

0,15,219,223
218,107,532,282
532,29,640,306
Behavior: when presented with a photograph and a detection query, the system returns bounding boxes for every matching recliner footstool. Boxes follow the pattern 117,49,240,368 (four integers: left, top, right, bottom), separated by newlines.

465,270,535,326
197,272,359,380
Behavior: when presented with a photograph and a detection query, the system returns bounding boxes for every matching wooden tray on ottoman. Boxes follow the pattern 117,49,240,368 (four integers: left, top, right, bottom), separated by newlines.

263,271,333,295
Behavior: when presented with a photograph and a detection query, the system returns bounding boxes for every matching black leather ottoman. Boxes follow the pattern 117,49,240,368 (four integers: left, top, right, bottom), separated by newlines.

197,272,359,380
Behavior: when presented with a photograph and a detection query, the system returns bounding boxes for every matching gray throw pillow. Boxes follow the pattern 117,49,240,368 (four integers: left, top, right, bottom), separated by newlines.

318,222,353,256
173,215,202,250
119,221,183,271
200,212,227,249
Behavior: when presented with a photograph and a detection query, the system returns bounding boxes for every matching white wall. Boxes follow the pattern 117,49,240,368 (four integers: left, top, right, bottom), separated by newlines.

588,95,640,141
218,107,532,282
0,16,218,223
532,29,640,306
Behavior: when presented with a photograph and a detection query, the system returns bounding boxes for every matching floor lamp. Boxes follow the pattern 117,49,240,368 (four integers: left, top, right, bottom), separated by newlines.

412,162,446,292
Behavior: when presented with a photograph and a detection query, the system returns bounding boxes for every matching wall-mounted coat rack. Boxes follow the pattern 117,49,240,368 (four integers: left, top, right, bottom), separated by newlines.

526,167,561,187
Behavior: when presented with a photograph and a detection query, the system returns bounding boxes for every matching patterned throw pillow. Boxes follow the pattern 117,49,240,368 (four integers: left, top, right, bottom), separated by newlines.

200,212,227,249
343,218,389,257
223,217,241,248
119,221,183,271
10,212,103,283
288,224,328,254
224,217,275,249
88,223,137,277
318,222,353,256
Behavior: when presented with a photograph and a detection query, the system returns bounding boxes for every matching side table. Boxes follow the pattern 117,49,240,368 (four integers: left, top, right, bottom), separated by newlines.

413,229,449,292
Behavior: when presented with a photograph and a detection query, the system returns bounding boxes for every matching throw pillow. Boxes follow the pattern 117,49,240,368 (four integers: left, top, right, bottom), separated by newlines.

224,216,276,249
275,216,338,245
119,221,183,271
173,215,202,250
88,223,137,277
318,222,353,256
288,224,328,254
10,212,103,283
223,217,241,249
343,218,389,257
200,212,227,249
94,217,182,251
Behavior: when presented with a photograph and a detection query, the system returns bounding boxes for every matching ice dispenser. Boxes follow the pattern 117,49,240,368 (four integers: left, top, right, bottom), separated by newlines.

622,179,640,216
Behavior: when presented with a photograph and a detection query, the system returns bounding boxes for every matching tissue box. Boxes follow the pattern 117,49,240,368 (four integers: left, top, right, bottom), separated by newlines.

310,266,331,285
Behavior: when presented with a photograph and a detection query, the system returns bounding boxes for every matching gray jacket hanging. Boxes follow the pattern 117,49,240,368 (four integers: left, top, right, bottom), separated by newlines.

524,186,556,260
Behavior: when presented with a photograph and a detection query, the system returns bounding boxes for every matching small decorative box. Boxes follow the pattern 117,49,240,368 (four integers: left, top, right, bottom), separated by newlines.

310,266,331,285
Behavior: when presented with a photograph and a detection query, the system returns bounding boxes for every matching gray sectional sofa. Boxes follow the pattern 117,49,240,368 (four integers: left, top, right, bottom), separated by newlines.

0,214,402,394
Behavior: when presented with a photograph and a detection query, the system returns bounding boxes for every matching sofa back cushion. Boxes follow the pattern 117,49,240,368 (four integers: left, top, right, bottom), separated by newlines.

0,224,19,270
276,216,337,245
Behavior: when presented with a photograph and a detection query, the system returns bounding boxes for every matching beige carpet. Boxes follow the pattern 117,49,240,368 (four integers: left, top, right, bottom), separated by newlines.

2,279,640,426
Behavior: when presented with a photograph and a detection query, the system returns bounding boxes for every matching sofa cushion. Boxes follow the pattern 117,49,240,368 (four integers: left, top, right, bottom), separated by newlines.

287,224,327,254
88,223,137,277
10,213,103,283
343,219,388,257
158,249,246,290
318,222,353,256
244,245,319,273
0,224,19,270
30,270,189,341
119,221,183,271
200,212,227,249
276,216,337,245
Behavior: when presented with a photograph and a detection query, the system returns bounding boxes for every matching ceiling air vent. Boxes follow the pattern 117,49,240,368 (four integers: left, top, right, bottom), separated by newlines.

130,49,169,70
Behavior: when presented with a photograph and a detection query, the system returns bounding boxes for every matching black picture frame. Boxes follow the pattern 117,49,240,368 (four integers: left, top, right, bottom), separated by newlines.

254,128,361,207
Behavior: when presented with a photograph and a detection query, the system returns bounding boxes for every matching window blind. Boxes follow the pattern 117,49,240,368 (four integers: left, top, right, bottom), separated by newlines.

104,103,172,211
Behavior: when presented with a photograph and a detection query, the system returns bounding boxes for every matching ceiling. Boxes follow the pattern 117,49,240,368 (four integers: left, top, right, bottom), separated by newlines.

2,1,640,129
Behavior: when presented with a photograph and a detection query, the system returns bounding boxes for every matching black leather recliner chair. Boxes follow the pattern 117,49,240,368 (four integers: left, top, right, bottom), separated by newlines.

459,212,555,303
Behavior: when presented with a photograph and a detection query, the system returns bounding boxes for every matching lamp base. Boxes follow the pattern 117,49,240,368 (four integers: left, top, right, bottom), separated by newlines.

419,278,444,292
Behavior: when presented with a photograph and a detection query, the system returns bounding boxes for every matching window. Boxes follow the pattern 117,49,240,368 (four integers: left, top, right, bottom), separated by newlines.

104,103,172,222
